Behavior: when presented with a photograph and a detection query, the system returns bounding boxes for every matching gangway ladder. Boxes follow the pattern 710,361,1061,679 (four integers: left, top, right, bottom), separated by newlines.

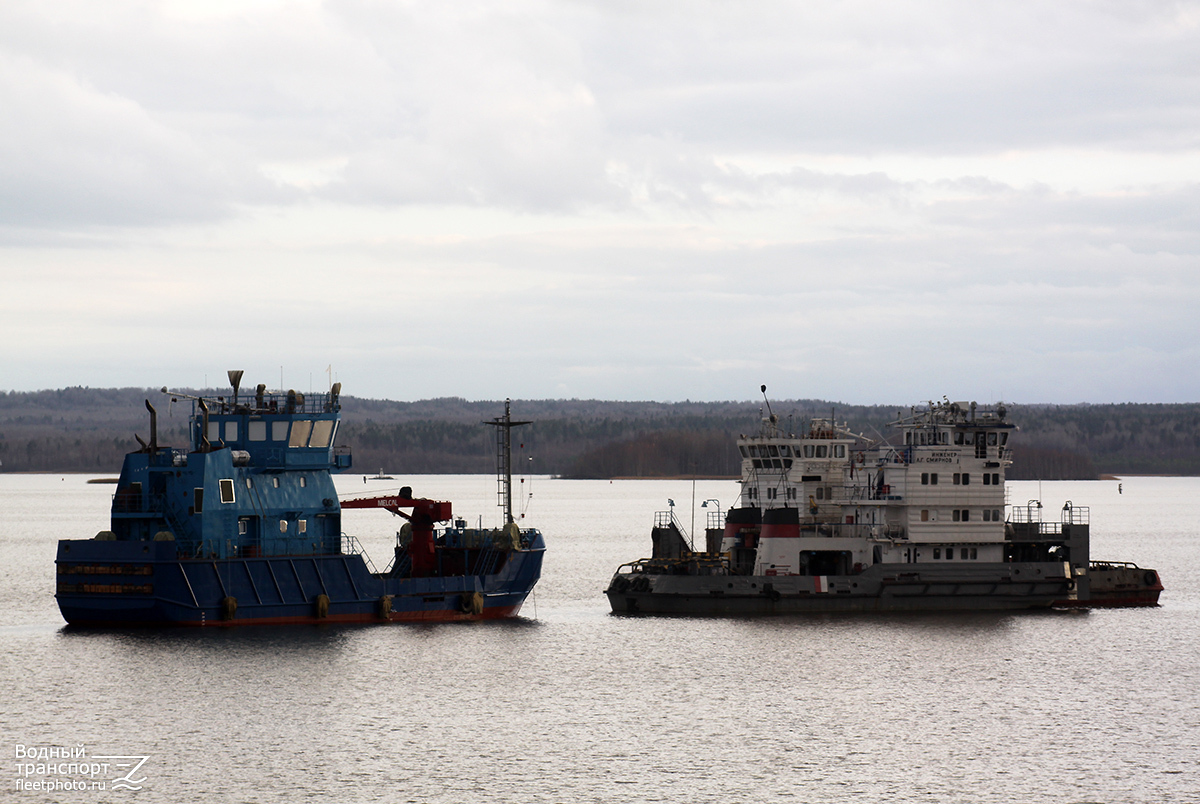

484,399,532,526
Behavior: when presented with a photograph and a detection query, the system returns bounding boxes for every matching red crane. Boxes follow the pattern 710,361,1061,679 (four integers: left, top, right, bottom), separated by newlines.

340,487,452,577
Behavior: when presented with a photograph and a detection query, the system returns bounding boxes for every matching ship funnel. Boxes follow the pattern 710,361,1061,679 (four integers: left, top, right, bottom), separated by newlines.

228,370,244,404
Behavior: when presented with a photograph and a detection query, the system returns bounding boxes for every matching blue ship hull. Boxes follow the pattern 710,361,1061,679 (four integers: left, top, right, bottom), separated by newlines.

54,379,545,627
57,535,545,626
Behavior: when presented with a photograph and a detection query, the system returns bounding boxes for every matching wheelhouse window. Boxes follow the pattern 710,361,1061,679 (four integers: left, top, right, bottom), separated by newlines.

224,421,238,441
816,445,828,458
248,420,267,441
309,419,335,448
272,421,289,441
289,420,313,448
833,445,845,458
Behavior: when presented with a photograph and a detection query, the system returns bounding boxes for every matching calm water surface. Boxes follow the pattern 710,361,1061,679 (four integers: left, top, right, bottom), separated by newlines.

1,474,1197,803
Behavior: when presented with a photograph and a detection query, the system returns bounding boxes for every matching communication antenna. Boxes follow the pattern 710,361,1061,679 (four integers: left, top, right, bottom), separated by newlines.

484,400,532,525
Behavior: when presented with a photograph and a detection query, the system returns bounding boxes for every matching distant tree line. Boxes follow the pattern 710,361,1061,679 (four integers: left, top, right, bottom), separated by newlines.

1,387,1197,479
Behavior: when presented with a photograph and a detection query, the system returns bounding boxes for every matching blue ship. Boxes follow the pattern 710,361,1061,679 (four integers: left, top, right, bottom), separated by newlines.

55,372,545,626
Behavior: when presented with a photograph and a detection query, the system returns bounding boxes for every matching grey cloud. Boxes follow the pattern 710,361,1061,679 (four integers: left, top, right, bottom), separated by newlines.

5,0,1199,229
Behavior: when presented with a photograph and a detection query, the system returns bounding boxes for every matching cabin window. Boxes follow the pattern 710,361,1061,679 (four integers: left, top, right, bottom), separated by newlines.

954,432,964,445
953,473,960,485
983,474,991,485
780,445,792,457
272,477,280,489
971,548,978,559
952,510,960,522
993,509,1001,521
963,433,974,445
941,432,949,444
992,473,1000,485
815,487,824,501
193,487,203,513
905,432,912,445
816,445,828,458
961,473,970,485
248,420,266,441
834,445,845,458
246,478,253,489
933,548,941,559
298,519,307,534
921,473,929,485
279,519,288,533
224,421,238,441
921,509,929,522
289,420,313,448
999,433,1008,446
804,445,814,458
961,509,970,521
988,433,998,446
219,479,235,504
787,488,797,499
272,421,289,441
238,519,247,535
299,476,307,487
930,473,938,485
983,509,991,521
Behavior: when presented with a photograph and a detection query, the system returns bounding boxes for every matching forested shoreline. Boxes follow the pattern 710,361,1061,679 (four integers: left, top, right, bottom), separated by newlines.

1,387,1197,479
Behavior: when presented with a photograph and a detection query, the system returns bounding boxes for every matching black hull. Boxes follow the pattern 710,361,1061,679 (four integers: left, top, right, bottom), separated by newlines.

607,562,1076,615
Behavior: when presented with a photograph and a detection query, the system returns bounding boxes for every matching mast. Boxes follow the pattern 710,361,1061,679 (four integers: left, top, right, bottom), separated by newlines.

484,400,531,525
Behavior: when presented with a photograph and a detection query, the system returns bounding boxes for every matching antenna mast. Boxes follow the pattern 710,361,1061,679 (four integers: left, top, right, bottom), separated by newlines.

484,400,532,525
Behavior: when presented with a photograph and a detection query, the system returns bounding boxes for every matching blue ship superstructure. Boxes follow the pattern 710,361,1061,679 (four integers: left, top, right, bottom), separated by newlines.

56,373,544,626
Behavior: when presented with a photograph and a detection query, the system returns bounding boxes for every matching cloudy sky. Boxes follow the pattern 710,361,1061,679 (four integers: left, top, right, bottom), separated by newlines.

2,0,1198,405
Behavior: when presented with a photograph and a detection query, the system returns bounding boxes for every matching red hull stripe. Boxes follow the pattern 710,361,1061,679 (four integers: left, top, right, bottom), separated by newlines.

69,604,524,628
